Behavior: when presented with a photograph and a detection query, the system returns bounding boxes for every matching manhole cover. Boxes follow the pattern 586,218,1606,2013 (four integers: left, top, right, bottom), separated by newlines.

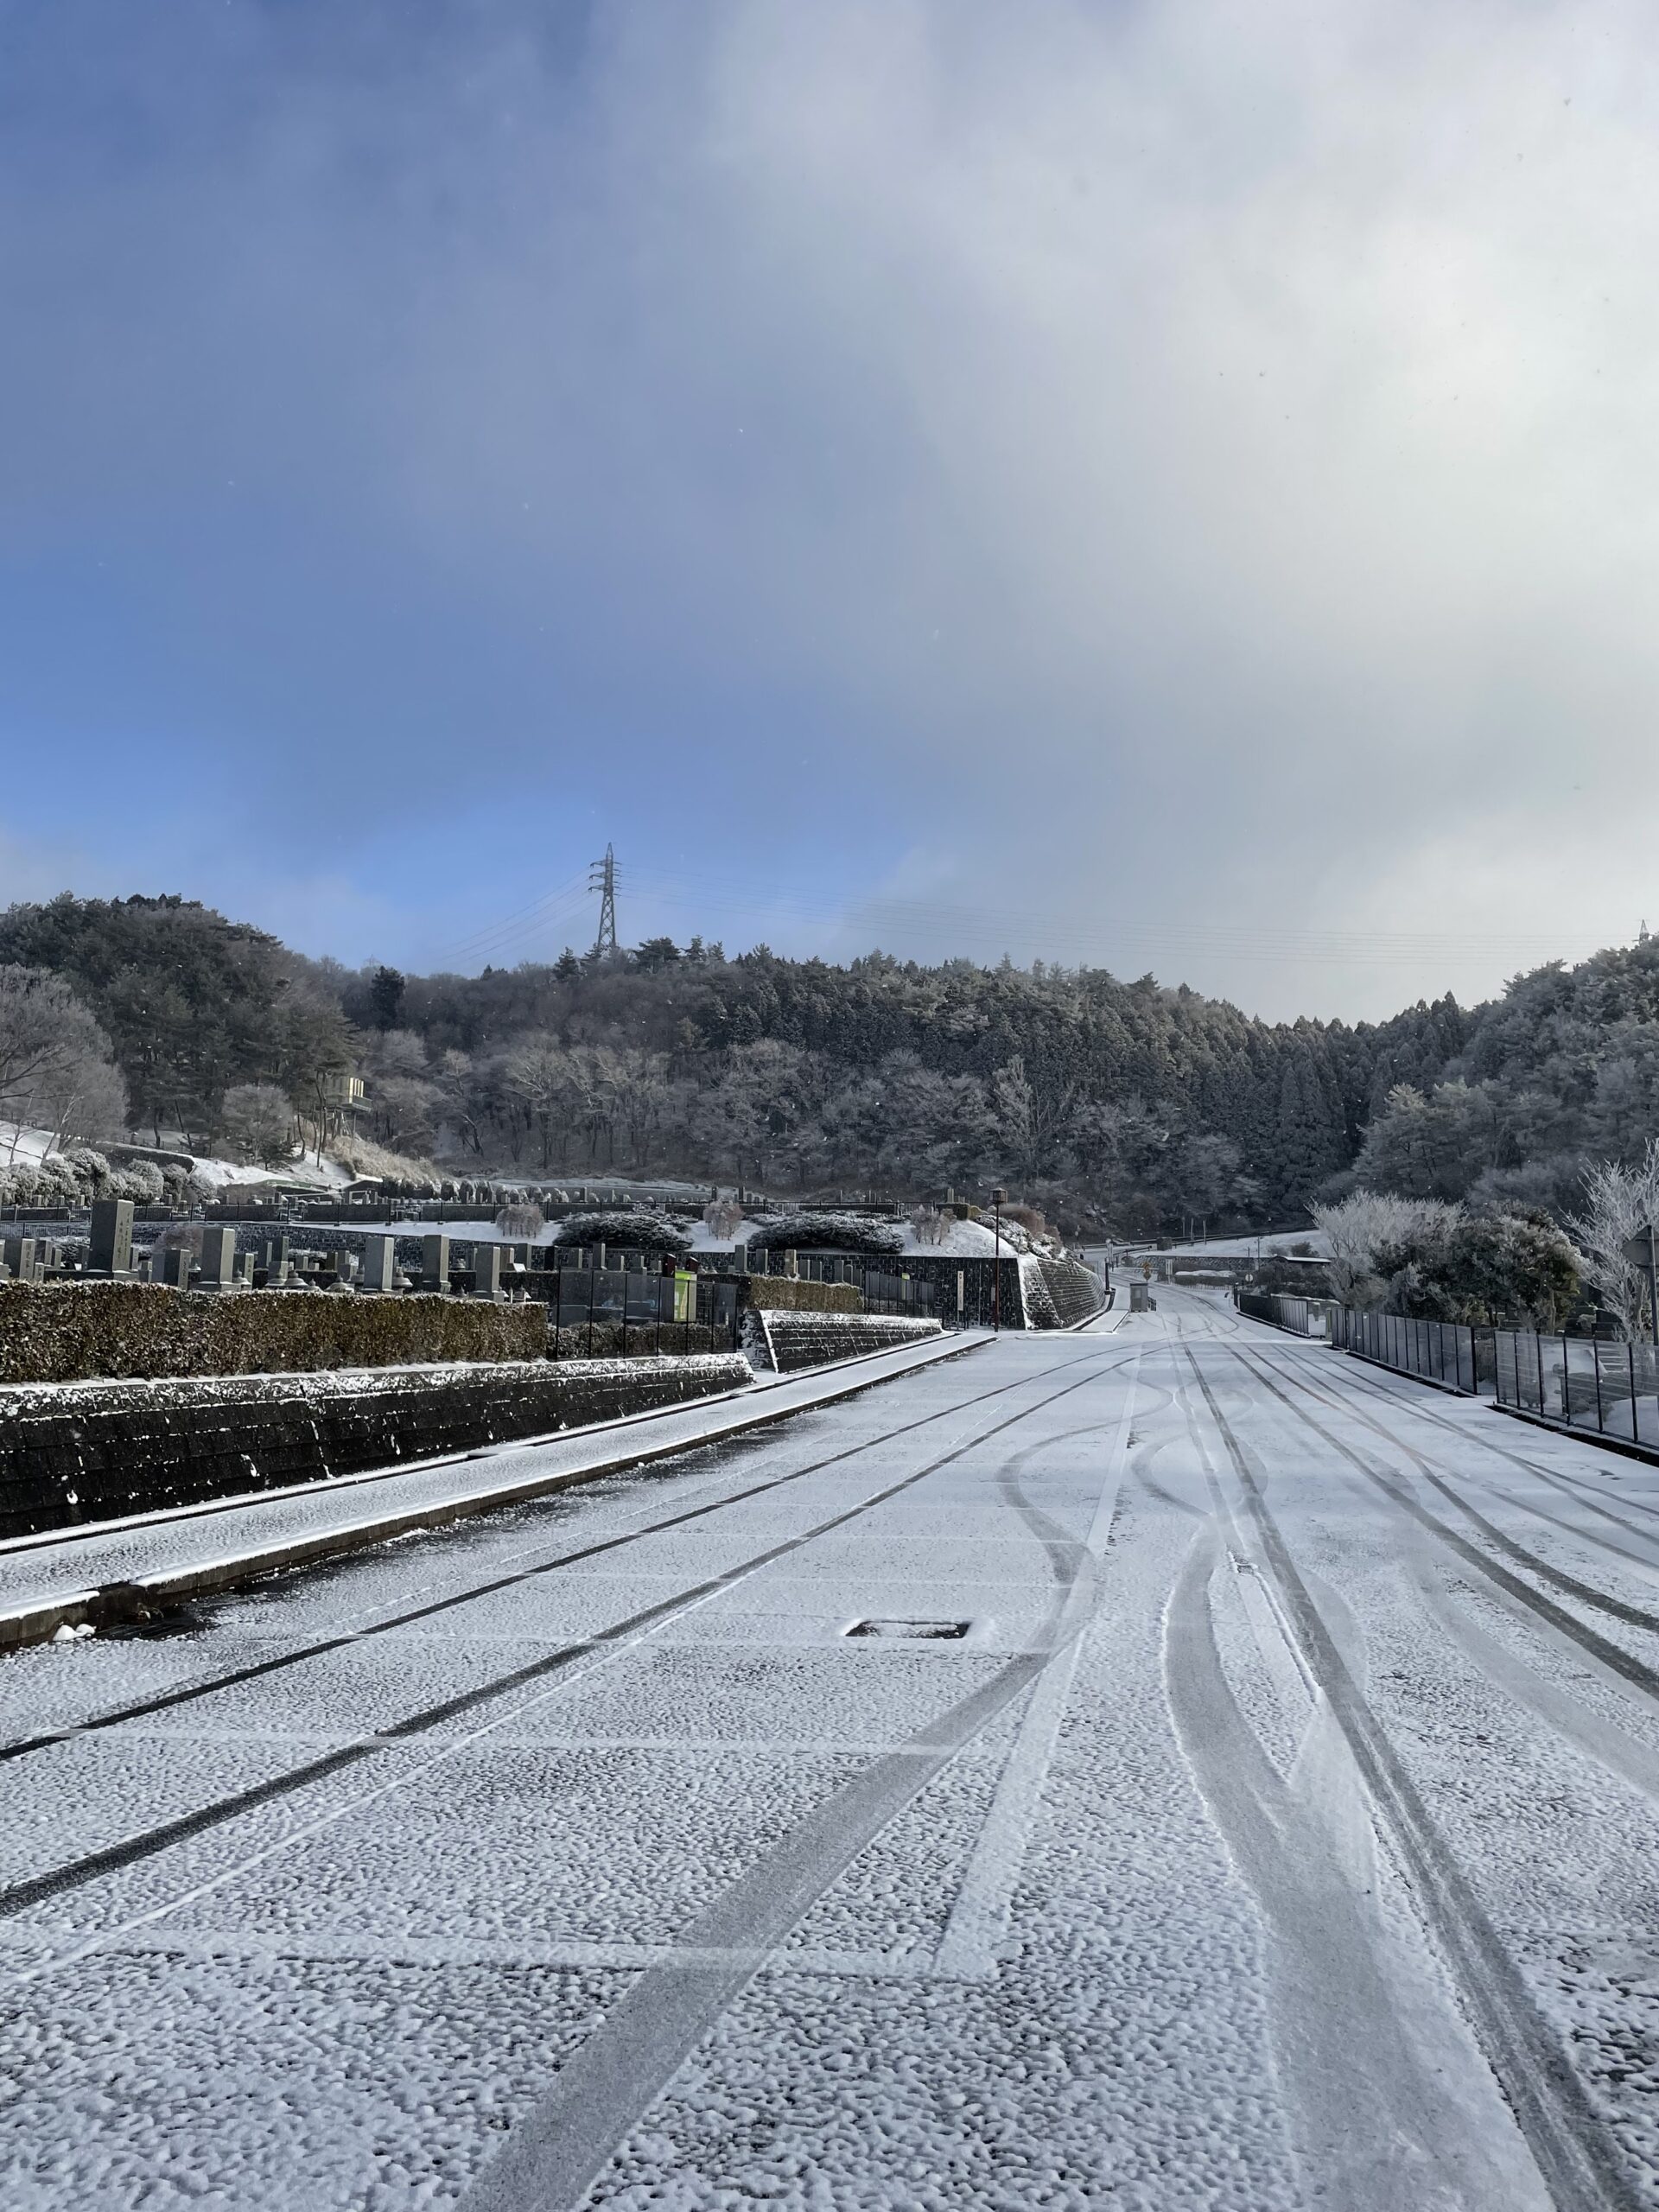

845,1618,971,1641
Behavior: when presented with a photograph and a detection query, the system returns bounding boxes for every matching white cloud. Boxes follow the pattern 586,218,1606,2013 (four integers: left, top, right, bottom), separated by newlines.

3,0,1657,1019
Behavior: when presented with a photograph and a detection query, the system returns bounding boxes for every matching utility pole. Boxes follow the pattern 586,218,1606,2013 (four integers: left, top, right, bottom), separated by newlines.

588,844,619,960
992,1185,1006,1333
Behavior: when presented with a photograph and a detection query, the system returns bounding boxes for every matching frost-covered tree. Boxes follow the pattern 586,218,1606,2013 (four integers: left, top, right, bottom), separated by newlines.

702,1194,744,1241
0,963,128,1151
1571,1142,1659,1340
219,1082,296,1169
1375,1211,1581,1330
1312,1192,1463,1306
1352,1081,1510,1203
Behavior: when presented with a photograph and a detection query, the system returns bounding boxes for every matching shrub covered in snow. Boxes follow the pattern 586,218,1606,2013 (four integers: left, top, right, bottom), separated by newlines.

1372,1209,1582,1330
0,1147,169,1208
1313,1194,1461,1307
556,1209,691,1257
747,1211,904,1255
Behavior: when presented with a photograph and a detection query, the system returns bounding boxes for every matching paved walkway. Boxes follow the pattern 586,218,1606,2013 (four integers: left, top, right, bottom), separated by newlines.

5,1291,1659,2208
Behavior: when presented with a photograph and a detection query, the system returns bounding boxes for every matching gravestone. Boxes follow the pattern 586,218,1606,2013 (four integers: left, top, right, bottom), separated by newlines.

362,1235,397,1294
199,1227,238,1291
422,1234,450,1293
474,1243,503,1300
88,1198,134,1278
3,1235,37,1285
163,1245,193,1289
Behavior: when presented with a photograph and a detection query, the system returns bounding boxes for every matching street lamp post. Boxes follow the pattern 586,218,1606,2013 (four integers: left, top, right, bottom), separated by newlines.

992,1186,1007,1333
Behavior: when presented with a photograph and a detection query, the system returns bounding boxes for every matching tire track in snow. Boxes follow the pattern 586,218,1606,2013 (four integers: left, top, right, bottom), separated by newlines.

1183,1347,1646,2212
456,1363,1143,2212
1163,1518,1553,2212
1267,1346,1659,1586
1226,1345,1659,1666
0,1345,1127,1769
0,1355,1133,1953
1276,1344,1659,1543
1406,1549,1659,1813
933,1355,1142,1978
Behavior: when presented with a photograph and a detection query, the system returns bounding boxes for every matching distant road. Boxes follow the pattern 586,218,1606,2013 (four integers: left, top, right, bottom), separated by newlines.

3,1285,1656,2209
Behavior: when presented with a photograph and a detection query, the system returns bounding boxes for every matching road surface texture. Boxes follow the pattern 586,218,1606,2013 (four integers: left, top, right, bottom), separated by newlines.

4,1286,1659,2209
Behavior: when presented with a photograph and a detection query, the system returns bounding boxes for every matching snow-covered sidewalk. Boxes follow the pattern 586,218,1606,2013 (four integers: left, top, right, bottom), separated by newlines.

0,1333,982,1647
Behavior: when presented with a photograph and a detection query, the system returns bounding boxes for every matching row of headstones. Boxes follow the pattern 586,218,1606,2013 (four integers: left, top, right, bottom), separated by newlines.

1,1233,72,1284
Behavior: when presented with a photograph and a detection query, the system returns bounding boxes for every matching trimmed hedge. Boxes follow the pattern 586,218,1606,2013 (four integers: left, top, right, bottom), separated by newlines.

741,1277,861,1314
0,1281,546,1386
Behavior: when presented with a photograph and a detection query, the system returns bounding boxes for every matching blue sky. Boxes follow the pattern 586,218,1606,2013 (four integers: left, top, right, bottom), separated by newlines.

3,0,1656,1019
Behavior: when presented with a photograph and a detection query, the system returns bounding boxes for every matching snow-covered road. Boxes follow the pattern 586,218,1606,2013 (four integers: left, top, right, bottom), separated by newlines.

5,1287,1659,2208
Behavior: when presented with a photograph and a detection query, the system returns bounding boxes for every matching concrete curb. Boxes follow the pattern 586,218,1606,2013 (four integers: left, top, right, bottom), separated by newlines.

0,1333,982,1653
1493,1399,1659,1468
1342,1347,1476,1398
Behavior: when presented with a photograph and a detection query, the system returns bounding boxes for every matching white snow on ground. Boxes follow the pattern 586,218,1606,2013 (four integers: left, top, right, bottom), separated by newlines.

687,1216,1032,1258
0,1122,55,1167
1141,1228,1332,1259
3,1292,1659,2209
186,1152,363,1192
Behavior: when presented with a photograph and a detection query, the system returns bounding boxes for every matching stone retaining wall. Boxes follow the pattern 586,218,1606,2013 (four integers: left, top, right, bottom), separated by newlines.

746,1311,943,1373
0,1354,753,1542
1019,1256,1108,1328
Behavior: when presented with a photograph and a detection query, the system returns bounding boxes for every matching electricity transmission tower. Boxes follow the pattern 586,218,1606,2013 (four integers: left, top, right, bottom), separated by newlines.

588,844,620,959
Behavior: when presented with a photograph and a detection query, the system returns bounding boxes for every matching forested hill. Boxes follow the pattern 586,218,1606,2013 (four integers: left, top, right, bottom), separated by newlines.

346,942,1469,1227
0,892,1491,1232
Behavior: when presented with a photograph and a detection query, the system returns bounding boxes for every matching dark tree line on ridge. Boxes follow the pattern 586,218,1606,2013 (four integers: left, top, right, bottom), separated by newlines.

3,892,1655,1238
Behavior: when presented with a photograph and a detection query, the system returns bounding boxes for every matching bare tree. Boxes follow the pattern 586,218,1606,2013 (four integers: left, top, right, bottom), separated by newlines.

1571,1143,1659,1340
505,1035,573,1170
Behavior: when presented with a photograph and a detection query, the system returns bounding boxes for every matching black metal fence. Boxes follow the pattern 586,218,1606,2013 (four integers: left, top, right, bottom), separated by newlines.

538,1268,743,1362
1491,1331,1659,1446
1236,1290,1338,1338
1339,1308,1485,1395
1331,1305,1659,1452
